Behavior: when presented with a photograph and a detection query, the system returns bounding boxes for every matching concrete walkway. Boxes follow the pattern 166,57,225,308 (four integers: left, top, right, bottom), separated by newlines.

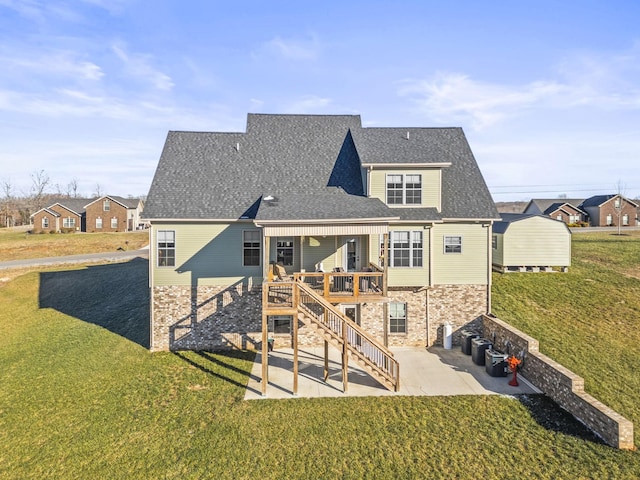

244,346,539,400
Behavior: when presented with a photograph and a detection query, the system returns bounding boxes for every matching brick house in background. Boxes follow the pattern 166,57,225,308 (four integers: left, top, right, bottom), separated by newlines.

30,198,92,233
31,196,144,233
579,194,639,227
85,196,144,233
523,198,586,225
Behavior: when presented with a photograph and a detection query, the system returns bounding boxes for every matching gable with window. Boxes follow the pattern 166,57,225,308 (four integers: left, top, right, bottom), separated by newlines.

386,174,422,205
103,199,110,211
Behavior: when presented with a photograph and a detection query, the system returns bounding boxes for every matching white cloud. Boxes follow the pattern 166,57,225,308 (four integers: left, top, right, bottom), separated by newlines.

259,35,320,61
112,42,174,91
399,46,640,131
1,50,104,80
283,95,332,113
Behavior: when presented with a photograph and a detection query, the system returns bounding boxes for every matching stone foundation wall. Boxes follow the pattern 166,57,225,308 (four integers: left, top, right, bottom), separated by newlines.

428,284,488,347
482,314,634,450
151,281,264,351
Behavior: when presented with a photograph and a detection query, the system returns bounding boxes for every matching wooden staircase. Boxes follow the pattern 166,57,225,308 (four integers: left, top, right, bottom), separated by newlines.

296,282,400,392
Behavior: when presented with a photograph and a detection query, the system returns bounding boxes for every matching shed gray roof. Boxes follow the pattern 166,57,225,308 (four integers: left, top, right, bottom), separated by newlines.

144,114,498,222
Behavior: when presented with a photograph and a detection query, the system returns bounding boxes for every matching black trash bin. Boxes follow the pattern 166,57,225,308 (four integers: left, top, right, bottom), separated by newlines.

485,349,508,377
471,338,492,365
460,330,480,355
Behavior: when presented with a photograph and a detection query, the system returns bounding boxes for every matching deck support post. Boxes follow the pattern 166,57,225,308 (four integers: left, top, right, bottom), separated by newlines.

293,284,299,395
342,319,348,393
261,307,268,396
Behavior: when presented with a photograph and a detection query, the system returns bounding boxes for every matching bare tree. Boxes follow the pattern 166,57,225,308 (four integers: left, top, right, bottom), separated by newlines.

68,178,79,198
1,177,13,227
31,169,50,211
93,183,102,197
613,180,626,236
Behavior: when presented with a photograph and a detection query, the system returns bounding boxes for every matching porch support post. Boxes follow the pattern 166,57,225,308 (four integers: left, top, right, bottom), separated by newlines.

382,232,389,296
261,307,268,396
293,284,299,395
342,318,349,393
323,339,329,381
263,235,271,280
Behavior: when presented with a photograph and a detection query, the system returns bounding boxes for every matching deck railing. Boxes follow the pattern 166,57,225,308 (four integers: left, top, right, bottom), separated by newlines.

293,271,383,299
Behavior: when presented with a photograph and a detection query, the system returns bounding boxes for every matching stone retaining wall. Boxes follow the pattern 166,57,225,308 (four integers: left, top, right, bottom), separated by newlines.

482,314,634,450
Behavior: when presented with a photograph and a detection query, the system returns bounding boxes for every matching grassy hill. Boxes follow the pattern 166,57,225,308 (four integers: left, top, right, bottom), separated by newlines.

0,231,638,479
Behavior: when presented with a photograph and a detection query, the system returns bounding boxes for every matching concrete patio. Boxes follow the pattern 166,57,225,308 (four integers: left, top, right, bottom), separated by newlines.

244,345,539,400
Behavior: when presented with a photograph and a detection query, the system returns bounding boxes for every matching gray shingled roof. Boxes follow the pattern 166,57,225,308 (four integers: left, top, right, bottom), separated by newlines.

144,114,498,222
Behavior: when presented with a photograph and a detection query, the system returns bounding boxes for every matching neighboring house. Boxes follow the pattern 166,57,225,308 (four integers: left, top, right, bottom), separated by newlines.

579,194,639,227
30,198,92,233
85,196,144,233
492,214,571,273
30,196,143,233
143,114,500,391
523,198,586,225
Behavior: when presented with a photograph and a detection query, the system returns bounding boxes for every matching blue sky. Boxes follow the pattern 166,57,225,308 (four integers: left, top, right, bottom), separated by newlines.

1,0,639,201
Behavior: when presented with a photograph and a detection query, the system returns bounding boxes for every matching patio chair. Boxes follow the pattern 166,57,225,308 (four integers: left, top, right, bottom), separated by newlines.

274,263,293,281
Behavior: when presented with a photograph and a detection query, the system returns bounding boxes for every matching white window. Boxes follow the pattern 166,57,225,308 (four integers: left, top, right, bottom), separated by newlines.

614,197,621,208
103,199,110,211
387,231,423,267
444,236,462,254
42,217,49,228
556,215,563,221
111,217,118,228
63,217,76,228
96,217,103,229
623,214,629,226
386,174,422,205
606,214,613,226
389,302,407,334
569,214,579,223
158,230,175,267
276,237,294,266
243,231,261,266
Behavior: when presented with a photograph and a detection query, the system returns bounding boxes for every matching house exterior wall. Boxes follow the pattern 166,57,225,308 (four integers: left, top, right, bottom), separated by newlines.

548,205,583,224
585,198,637,227
85,198,130,233
492,233,504,266
500,217,571,268
431,223,490,285
31,211,59,233
50,205,81,232
369,168,442,209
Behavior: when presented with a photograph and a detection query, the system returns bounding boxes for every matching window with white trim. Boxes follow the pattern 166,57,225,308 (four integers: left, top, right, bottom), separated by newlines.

96,217,103,229
606,214,613,226
385,231,423,267
492,235,497,250
276,237,294,266
42,217,49,228
111,217,118,228
389,302,407,334
386,174,422,205
158,230,175,267
103,199,110,211
444,235,462,254
623,214,629,226
243,230,261,266
63,217,76,228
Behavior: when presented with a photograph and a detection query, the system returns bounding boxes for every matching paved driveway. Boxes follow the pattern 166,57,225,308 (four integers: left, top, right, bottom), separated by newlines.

245,346,539,400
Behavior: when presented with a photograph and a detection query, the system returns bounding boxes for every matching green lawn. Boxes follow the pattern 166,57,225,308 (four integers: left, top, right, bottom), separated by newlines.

1,232,639,479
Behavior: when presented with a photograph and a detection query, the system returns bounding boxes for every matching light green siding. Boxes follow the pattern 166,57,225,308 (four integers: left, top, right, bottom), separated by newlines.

302,236,337,272
369,169,441,209
500,217,571,267
432,223,489,285
381,226,430,287
492,233,504,266
151,223,263,286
